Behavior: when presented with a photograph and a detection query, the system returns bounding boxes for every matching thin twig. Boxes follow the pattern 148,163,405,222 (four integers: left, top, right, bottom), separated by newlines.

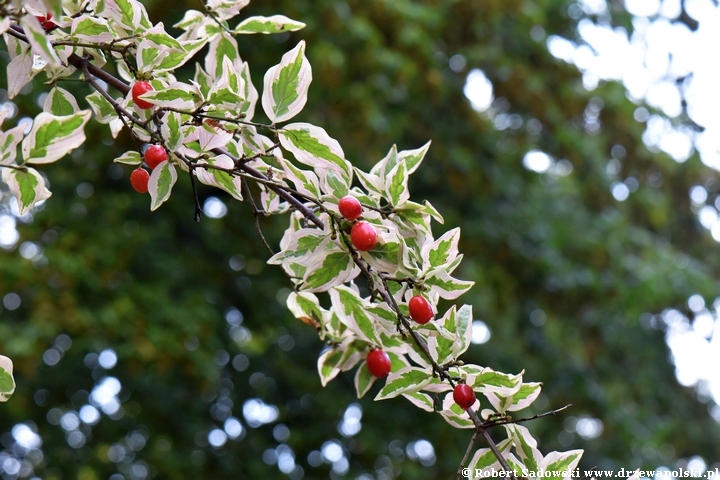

241,177,274,255
188,168,203,222
0,164,28,172
458,429,481,480
481,404,571,429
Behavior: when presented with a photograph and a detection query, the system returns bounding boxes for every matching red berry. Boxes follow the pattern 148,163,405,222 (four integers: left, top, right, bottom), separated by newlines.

132,81,154,109
453,384,476,410
35,13,55,31
130,168,150,194
408,295,434,324
350,221,377,251
366,349,391,378
144,145,168,169
338,195,362,220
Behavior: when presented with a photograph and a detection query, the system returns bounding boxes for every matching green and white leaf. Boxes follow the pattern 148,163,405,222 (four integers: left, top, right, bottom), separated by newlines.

364,302,398,332
279,123,350,179
421,227,461,271
195,154,243,201
20,16,60,68
2,166,52,215
371,144,398,178
402,391,435,412
303,249,358,292
278,157,321,199
136,41,170,74
285,291,324,332
0,125,27,166
319,168,351,199
148,161,177,211
197,123,233,151
7,49,39,98
205,34,240,79
173,9,206,32
103,0,150,34
437,392,476,429
238,61,259,120
154,38,207,73
113,150,142,165
329,286,380,345
262,41,312,123
506,382,542,412
427,328,455,365
260,189,290,215
144,22,184,51
468,440,514,479
354,361,377,399
234,15,306,34
86,91,118,123
540,450,583,479
467,368,523,400
317,347,344,387
450,304,473,358
384,158,409,207
268,228,329,265
22,111,91,164
399,140,431,174
374,367,432,401
161,112,186,151
0,355,14,402
353,168,384,197
138,82,202,111
72,15,115,43
425,269,474,300
506,424,542,473
43,86,80,116
206,0,250,21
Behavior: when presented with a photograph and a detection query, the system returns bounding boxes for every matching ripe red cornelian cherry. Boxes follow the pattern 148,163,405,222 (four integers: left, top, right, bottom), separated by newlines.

144,145,167,169
408,295,434,324
35,13,55,31
132,81,154,109
338,195,362,221
350,221,377,251
453,384,476,410
366,349,391,378
130,168,150,194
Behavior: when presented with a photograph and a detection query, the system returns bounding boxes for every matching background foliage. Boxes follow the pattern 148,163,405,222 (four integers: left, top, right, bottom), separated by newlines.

1,0,719,478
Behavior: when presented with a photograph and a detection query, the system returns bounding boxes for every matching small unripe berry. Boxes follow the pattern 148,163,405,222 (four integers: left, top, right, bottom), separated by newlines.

338,195,362,220
366,349,391,378
144,145,168,169
130,168,150,194
453,384,476,410
408,295,434,324
132,81,154,109
350,221,377,251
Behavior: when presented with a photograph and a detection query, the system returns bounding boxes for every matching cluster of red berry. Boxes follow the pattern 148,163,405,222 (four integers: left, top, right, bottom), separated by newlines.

338,196,476,410
129,82,166,194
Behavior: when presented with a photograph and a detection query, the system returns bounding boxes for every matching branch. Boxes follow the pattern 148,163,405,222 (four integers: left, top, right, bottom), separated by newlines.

241,177,274,255
3,22,540,478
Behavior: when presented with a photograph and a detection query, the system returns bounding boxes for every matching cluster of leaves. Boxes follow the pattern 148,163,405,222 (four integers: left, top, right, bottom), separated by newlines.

0,0,587,475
